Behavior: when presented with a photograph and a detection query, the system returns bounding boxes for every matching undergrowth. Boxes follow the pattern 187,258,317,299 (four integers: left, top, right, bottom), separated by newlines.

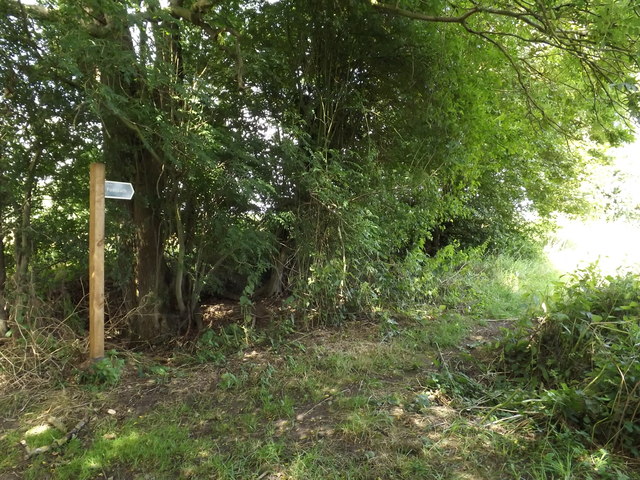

498,267,640,457
390,244,558,320
2,253,639,479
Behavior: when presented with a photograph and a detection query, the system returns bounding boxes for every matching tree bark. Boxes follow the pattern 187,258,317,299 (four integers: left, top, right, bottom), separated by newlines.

12,150,40,326
131,151,170,339
100,100,172,340
255,244,289,298
91,5,177,341
0,231,8,336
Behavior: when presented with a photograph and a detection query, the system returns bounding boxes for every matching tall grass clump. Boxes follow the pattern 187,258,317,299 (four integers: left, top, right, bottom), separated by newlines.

403,242,559,319
500,268,640,456
0,316,84,391
468,251,559,318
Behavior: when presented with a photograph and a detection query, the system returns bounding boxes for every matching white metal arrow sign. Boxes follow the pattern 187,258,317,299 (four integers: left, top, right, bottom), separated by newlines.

105,180,135,200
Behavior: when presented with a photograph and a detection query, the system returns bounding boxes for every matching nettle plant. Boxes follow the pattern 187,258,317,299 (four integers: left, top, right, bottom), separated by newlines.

78,350,125,387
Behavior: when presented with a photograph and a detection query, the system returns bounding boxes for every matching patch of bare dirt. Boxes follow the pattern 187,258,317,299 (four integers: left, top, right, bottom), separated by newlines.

0,417,19,434
201,298,284,329
282,400,338,442
0,473,22,480
466,319,515,346
106,363,221,419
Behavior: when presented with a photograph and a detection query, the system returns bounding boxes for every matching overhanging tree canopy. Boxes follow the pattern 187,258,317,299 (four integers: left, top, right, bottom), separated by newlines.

1,0,638,338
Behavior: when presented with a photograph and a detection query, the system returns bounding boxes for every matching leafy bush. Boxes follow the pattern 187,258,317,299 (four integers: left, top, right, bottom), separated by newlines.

78,350,125,387
195,324,250,364
500,268,640,456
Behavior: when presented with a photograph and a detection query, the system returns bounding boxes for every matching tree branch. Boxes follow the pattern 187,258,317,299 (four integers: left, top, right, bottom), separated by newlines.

370,0,638,131
370,1,545,31
7,0,245,89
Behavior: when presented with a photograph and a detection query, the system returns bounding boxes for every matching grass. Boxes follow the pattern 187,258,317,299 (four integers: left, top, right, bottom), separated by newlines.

2,321,634,480
1,254,639,479
472,254,560,319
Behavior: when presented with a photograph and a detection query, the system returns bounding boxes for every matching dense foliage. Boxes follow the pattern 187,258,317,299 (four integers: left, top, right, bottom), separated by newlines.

0,0,638,338
501,269,640,457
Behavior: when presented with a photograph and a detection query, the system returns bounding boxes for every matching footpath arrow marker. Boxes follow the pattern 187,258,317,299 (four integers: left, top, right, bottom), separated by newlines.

89,165,135,361
105,181,135,200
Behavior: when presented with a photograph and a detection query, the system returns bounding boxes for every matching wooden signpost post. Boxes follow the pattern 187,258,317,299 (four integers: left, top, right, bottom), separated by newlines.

88,163,134,361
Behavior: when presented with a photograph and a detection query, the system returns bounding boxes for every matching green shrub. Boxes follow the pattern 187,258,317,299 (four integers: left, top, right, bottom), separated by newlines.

195,324,250,364
499,268,640,456
78,350,125,387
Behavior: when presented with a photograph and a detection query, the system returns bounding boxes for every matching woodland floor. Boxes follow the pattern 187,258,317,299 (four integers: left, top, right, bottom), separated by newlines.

0,306,636,479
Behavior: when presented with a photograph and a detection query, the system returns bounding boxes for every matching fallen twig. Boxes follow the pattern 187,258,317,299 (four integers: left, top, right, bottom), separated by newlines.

298,388,350,419
21,416,89,459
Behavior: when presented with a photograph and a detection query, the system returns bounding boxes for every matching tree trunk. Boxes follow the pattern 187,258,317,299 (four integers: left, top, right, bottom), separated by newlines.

100,107,172,340
0,231,8,336
174,204,188,323
12,151,39,326
131,151,171,339
256,244,289,298
95,10,176,341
